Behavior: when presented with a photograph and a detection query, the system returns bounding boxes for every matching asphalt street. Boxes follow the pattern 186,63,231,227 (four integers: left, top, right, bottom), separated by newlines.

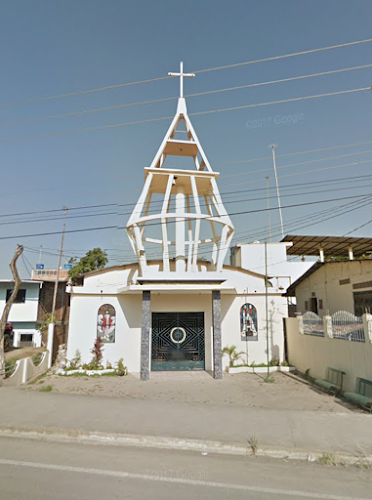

0,437,371,500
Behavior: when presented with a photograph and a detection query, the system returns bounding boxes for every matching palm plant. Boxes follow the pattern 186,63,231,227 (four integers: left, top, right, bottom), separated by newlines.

222,345,245,367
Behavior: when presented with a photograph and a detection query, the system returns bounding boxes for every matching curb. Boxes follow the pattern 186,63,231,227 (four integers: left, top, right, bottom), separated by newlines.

0,425,368,464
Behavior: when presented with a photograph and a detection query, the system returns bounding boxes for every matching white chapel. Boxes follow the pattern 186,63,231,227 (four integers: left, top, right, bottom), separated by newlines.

66,63,302,379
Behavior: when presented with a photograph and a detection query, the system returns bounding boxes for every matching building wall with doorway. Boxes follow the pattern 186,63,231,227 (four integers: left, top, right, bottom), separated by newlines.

66,264,288,375
292,260,372,316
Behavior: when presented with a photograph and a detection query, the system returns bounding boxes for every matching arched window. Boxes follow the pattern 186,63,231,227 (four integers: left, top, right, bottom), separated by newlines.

97,304,116,343
240,303,258,341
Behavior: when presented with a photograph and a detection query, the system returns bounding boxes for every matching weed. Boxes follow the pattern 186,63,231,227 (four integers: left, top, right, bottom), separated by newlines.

318,453,337,466
5,359,16,378
354,456,372,470
264,376,275,383
32,352,43,367
39,385,53,392
28,373,47,385
68,350,82,370
247,436,259,457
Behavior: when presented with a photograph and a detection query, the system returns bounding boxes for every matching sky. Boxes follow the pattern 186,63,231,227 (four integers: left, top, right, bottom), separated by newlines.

0,0,372,277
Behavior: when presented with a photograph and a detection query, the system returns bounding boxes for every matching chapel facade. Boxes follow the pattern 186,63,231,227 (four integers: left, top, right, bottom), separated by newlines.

66,64,290,379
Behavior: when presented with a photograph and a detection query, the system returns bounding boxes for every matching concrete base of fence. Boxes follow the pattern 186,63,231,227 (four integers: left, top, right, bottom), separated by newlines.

285,317,372,393
4,352,50,386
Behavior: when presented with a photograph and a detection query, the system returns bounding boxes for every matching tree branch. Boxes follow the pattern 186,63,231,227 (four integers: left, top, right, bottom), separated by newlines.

0,245,24,379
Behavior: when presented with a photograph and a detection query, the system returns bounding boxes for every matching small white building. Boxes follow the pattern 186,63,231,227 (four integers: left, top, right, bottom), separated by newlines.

66,63,304,379
0,280,42,347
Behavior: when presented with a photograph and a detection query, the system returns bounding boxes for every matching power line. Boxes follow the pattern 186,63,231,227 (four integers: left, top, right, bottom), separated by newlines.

216,140,372,168
192,37,372,73
2,36,371,111
1,192,372,241
0,76,172,110
223,158,372,189
223,149,372,178
2,85,370,144
3,63,371,129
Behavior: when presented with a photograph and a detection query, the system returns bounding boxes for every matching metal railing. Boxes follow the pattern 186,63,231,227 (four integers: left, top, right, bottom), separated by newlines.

302,311,325,337
331,310,365,343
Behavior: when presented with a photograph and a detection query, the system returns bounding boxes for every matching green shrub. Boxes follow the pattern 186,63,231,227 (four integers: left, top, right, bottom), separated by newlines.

68,350,82,370
115,358,127,376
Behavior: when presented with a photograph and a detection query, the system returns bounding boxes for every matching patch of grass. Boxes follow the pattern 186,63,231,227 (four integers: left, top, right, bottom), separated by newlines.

28,373,47,385
318,452,337,466
264,376,275,383
5,359,16,378
354,456,372,470
39,384,53,392
32,352,44,366
247,436,259,457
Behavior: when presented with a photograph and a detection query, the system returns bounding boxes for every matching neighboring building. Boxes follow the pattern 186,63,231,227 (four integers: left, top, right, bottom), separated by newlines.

32,268,70,282
32,269,70,357
66,65,300,379
0,280,42,347
284,235,372,316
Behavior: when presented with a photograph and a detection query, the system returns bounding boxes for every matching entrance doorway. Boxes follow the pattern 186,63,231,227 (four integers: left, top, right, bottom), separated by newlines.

151,312,205,371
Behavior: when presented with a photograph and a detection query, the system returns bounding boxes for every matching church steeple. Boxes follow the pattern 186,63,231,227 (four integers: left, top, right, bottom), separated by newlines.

126,62,234,278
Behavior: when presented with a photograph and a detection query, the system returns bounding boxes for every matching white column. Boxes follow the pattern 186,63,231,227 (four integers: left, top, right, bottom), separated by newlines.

47,323,55,368
348,247,354,261
319,248,324,263
175,184,186,273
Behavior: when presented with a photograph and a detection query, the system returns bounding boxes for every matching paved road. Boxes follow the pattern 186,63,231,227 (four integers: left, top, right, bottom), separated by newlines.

0,437,371,500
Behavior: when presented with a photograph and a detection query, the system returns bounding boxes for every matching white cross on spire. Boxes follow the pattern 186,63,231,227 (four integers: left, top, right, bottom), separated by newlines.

168,61,195,98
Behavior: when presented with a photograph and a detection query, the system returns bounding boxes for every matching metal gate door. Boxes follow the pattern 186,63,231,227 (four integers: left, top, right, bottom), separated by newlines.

151,312,205,371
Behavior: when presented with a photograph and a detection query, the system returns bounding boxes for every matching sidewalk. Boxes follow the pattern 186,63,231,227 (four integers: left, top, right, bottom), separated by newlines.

0,387,371,456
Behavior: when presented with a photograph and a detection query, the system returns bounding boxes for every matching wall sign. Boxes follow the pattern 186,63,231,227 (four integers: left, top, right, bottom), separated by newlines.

97,304,116,343
240,303,258,341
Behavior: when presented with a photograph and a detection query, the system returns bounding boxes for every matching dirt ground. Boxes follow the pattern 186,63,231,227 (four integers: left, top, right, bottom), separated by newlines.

27,370,356,413
5,347,45,361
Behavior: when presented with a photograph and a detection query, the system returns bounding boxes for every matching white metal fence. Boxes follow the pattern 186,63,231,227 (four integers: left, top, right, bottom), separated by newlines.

331,311,365,343
302,311,325,337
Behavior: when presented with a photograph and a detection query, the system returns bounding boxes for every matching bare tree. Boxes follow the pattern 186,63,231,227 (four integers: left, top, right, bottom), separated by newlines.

0,245,23,379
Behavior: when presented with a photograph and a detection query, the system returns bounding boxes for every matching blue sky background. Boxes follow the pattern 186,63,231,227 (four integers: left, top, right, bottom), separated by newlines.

0,0,372,277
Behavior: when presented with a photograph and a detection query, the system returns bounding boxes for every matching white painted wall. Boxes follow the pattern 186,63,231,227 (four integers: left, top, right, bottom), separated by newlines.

295,261,372,316
67,293,142,373
231,242,312,291
0,281,40,323
221,293,288,370
286,317,372,392
67,264,288,375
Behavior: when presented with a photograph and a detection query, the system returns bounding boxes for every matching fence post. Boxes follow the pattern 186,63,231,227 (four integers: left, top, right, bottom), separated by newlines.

21,359,28,384
323,315,333,338
47,323,54,368
362,313,372,343
297,314,304,335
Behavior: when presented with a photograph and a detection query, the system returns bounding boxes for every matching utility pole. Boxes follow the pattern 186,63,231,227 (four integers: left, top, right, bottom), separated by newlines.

270,144,284,239
266,176,271,242
265,241,270,381
48,208,67,367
